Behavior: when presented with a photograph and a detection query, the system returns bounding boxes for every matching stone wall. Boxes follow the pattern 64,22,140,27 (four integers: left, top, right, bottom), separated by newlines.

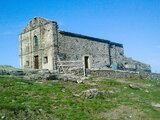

57,31,151,72
1,65,159,81
19,17,58,70
89,70,160,80
110,44,124,64
58,31,123,70
115,56,151,72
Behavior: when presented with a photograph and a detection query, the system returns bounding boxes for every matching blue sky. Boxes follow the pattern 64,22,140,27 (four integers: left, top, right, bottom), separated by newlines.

0,0,160,72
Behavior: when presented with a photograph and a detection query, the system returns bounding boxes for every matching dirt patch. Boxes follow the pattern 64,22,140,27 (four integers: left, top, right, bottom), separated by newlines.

99,105,148,120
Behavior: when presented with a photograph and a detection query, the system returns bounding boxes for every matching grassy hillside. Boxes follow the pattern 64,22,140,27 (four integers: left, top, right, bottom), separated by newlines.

0,76,160,120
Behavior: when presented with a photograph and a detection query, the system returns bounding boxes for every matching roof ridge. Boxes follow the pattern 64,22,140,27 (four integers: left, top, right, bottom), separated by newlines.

59,30,123,47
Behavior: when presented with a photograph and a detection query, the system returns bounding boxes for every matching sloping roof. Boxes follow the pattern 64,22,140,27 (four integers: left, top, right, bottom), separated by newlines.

59,30,123,47
20,17,123,47
20,17,56,34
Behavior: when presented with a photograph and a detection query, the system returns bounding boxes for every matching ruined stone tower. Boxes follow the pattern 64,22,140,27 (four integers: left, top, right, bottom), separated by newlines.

19,17,151,72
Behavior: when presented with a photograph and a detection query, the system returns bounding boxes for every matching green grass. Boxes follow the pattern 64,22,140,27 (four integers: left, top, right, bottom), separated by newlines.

0,76,160,120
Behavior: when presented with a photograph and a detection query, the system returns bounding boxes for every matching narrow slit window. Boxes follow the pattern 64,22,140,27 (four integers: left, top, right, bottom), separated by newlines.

44,56,48,64
34,36,38,46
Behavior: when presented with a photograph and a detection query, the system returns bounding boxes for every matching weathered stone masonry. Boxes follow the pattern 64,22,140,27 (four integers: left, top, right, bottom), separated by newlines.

19,17,151,72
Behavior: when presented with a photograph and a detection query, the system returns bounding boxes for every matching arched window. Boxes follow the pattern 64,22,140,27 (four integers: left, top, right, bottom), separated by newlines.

34,36,38,46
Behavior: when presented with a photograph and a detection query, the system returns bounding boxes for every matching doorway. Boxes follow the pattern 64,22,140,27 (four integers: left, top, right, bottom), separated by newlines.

84,56,89,69
84,56,90,77
34,55,39,69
